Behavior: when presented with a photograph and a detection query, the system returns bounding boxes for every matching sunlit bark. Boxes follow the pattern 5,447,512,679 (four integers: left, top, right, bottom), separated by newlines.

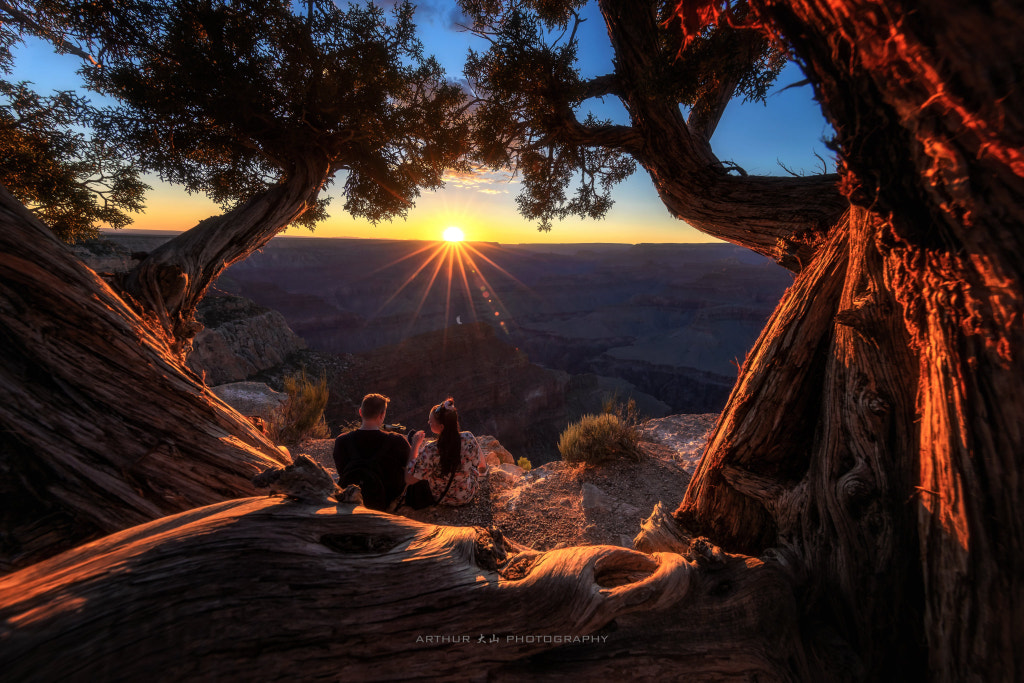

596,0,847,271
0,498,808,681
673,0,1024,679
121,156,332,358
0,186,289,572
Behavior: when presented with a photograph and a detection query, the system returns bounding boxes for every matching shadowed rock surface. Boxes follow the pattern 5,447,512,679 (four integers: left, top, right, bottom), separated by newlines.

296,413,712,551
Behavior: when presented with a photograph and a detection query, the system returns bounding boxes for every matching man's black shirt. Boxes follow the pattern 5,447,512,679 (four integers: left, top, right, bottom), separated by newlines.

332,429,410,510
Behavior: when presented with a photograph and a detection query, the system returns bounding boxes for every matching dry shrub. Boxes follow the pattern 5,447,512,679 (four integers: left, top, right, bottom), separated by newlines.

517,456,532,471
267,368,330,446
558,411,642,466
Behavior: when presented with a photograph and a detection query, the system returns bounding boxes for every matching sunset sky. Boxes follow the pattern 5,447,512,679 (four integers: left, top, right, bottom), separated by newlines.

12,1,836,245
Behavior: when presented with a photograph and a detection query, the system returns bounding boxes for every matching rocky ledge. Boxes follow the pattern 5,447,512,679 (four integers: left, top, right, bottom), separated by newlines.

295,413,714,551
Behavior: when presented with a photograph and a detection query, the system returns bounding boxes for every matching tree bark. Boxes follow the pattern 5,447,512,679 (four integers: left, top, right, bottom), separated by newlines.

0,186,290,573
668,0,1024,679
758,1,1024,679
0,496,811,681
121,155,332,357
678,205,924,677
596,0,848,271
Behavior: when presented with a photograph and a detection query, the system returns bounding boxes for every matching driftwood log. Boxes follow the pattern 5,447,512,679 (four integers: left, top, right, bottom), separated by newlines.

0,187,289,572
0,496,805,681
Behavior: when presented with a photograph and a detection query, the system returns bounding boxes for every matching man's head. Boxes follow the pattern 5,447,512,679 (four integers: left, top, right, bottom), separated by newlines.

359,393,390,426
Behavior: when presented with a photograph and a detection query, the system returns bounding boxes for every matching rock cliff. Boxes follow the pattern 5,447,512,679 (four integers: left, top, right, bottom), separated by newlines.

188,293,306,385
346,322,571,463
254,321,667,464
71,236,306,386
206,237,789,414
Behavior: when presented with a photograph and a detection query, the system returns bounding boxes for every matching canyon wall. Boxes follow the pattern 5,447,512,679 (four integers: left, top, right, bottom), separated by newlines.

216,238,791,414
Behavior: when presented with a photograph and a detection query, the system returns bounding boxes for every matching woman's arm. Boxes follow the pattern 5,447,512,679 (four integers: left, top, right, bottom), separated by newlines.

405,431,428,484
410,430,425,458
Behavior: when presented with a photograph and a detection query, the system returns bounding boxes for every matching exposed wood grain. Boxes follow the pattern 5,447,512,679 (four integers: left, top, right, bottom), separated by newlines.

0,187,290,572
744,1,1024,678
0,497,803,681
596,0,847,271
677,213,849,554
122,155,332,355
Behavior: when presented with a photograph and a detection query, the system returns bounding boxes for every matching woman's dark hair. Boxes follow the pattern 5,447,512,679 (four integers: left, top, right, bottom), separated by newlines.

432,398,461,475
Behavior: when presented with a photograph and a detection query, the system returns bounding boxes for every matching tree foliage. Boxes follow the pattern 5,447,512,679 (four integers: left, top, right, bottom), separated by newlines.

0,2,148,242
2,0,470,238
0,81,148,242
459,0,785,230
60,0,471,227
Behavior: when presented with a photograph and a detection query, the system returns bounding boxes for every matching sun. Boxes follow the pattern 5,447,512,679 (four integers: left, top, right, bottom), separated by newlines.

443,226,465,242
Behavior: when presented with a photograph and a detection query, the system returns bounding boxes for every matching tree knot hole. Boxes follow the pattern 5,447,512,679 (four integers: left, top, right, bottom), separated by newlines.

840,474,876,518
474,526,510,572
319,533,404,554
593,550,659,588
864,391,890,415
501,553,541,581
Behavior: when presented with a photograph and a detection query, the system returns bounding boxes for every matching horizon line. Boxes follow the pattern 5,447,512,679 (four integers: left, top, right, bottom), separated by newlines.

98,227,727,248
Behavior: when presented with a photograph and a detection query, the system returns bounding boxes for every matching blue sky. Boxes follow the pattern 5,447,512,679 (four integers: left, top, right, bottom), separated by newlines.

9,1,836,244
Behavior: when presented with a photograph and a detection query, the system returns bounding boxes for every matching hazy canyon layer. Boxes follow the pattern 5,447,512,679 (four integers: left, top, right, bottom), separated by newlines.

89,233,791,462
216,237,792,410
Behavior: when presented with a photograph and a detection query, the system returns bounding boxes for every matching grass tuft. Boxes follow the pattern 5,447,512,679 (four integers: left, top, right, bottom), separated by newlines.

267,367,330,446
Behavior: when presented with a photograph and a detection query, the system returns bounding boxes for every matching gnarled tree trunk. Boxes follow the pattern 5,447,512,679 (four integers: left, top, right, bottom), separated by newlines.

121,155,332,357
0,187,290,573
671,0,1024,679
0,497,808,681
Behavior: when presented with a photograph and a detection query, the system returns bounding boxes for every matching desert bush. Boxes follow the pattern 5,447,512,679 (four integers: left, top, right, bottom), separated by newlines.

602,394,641,428
267,368,330,446
517,456,532,471
557,412,642,466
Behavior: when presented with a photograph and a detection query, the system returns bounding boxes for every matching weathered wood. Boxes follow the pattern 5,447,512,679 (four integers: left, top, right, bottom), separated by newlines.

122,155,332,356
664,0,1024,678
747,2,1024,679
634,501,692,555
0,186,290,572
678,214,848,553
0,498,805,681
596,0,848,271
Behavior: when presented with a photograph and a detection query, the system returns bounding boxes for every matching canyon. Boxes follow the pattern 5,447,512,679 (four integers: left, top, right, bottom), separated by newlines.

80,232,791,462
217,236,792,411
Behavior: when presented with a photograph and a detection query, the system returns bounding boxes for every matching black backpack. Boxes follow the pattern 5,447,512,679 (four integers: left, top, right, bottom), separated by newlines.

338,443,388,511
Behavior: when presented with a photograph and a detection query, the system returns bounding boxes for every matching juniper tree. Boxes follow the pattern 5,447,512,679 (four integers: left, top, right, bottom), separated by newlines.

11,0,470,353
0,2,148,242
458,0,1023,679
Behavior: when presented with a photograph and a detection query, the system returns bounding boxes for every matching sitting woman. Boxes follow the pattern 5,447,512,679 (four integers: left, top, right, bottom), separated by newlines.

405,398,483,506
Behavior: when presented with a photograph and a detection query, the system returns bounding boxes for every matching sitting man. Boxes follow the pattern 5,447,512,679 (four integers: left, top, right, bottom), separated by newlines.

332,393,411,511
